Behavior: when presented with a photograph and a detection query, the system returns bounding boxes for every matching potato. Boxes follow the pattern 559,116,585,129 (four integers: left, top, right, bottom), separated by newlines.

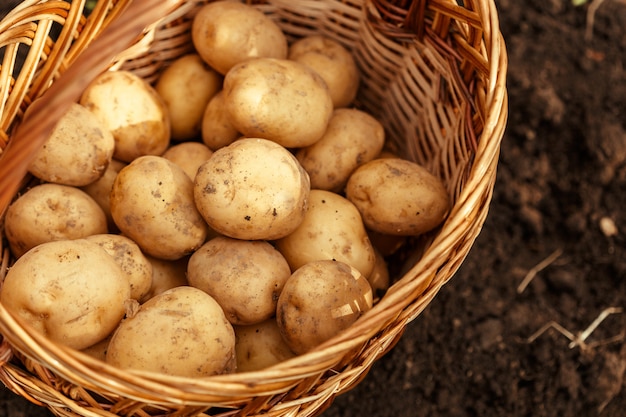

368,248,390,303
194,138,310,240
191,1,288,75
106,286,236,377
223,58,333,148
28,103,115,187
345,158,451,236
276,260,373,354
234,319,295,372
201,91,240,151
162,141,213,180
80,70,170,162
274,189,376,278
296,108,385,192
4,183,108,258
155,54,222,141
140,255,189,303
187,236,291,325
81,334,112,362
288,35,360,108
110,155,209,260
86,234,153,301
80,159,127,231
0,239,130,350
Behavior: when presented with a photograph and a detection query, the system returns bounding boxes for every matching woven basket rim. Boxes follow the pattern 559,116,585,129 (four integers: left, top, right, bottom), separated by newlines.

0,0,508,413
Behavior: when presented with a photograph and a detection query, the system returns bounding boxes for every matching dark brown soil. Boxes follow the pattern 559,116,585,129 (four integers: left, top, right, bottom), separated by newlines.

2,1,626,416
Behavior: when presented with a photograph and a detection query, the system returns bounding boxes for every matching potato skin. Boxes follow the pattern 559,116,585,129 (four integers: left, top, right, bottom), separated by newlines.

288,35,360,108
201,91,240,151
155,54,222,141
274,189,376,278
4,183,108,258
191,1,288,75
276,260,372,354
223,58,333,148
345,158,451,236
0,239,130,350
110,155,209,260
234,319,295,372
187,236,291,325
80,70,170,162
162,141,213,180
81,159,127,231
296,108,385,192
194,138,310,240
106,286,236,377
28,103,115,186
86,234,153,301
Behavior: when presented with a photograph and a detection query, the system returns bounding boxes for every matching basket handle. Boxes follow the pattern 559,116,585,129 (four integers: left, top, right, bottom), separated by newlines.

0,0,181,214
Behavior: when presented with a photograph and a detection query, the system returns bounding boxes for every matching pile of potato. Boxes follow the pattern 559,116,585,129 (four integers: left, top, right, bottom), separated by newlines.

0,1,450,376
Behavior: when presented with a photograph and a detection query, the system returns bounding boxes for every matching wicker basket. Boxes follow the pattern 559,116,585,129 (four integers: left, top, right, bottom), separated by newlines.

0,0,508,416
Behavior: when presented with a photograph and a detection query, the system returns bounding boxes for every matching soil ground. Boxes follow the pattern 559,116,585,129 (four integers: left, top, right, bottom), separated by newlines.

1,1,626,416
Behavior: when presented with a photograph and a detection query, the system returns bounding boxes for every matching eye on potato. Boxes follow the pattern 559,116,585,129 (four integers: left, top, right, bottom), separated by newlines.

288,35,360,108
274,189,376,278
223,58,333,148
28,103,115,187
106,286,236,377
187,236,291,325
80,70,170,163
345,158,451,236
110,155,209,260
194,138,310,241
276,259,373,355
0,239,131,350
296,108,385,192
191,1,288,75
4,183,108,258
155,54,222,141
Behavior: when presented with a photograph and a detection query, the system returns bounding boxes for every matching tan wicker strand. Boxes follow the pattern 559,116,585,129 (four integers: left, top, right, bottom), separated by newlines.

0,0,508,415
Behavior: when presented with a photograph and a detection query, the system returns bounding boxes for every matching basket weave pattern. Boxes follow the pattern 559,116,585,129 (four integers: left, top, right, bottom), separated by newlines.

0,0,507,416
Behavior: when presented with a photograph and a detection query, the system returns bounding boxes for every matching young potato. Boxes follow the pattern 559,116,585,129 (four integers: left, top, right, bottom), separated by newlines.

106,286,236,377
194,138,310,240
223,58,333,148
110,155,209,260
345,158,451,236
368,248,391,303
86,234,153,301
162,141,213,180
234,319,296,372
28,103,115,186
191,1,288,75
276,260,373,355
81,159,127,231
80,70,170,162
274,189,376,278
4,183,108,258
0,239,130,350
296,108,385,192
140,255,189,303
187,236,291,325
201,91,240,151
155,54,222,141
288,35,360,108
